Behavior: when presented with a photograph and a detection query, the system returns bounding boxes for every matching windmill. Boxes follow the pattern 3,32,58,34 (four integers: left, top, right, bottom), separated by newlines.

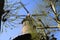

1,0,60,40
20,1,60,39
15,1,60,40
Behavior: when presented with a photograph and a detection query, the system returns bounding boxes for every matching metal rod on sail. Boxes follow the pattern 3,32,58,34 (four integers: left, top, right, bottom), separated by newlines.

20,2,29,14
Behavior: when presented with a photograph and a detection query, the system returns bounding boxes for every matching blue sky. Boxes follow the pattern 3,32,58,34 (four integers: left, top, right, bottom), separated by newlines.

0,0,60,40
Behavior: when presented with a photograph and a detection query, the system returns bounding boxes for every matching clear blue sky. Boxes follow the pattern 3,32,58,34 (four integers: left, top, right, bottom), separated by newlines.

0,0,60,40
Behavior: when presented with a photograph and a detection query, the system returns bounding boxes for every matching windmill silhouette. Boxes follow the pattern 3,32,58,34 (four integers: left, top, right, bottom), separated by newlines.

1,0,60,40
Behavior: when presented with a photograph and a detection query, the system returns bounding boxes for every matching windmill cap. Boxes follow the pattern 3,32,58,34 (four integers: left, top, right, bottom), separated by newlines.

27,13,30,16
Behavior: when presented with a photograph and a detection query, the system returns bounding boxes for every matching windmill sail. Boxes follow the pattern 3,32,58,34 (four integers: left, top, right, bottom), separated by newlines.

20,2,29,13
